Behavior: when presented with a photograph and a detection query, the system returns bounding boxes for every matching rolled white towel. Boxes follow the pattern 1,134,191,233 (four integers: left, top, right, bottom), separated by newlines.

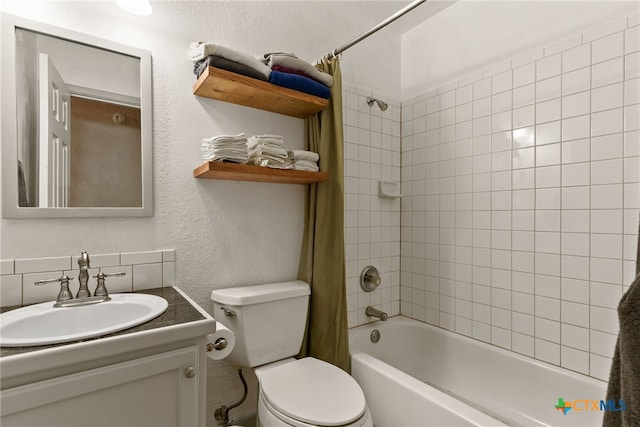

289,150,319,163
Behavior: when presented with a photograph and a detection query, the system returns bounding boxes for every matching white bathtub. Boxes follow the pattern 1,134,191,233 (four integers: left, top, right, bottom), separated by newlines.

349,316,607,427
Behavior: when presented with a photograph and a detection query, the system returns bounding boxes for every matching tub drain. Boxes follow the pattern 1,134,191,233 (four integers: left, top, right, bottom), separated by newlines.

370,329,380,343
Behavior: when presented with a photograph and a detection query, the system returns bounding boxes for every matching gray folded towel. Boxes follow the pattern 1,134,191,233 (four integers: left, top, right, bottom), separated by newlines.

604,214,640,426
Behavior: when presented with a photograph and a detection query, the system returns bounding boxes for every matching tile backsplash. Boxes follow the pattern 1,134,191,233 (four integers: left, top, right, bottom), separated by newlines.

0,250,176,307
401,13,639,381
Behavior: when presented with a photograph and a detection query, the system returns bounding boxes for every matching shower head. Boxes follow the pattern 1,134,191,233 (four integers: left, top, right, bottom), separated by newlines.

366,96,388,111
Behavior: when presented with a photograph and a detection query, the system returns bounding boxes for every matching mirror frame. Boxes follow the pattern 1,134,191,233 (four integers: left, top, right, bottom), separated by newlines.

1,13,153,218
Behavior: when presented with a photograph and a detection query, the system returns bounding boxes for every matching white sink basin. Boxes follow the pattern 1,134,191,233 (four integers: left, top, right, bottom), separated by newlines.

0,294,168,347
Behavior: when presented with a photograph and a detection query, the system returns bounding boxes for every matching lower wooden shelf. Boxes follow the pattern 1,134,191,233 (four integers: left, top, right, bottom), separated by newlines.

193,162,328,184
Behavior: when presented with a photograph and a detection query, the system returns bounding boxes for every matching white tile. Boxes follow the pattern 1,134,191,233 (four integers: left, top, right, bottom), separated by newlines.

625,78,640,106
0,275,22,307
536,295,560,320
513,84,536,107
561,346,590,374
22,271,64,305
536,99,561,124
473,116,491,137
491,111,511,133
473,97,491,119
562,186,590,210
563,43,591,73
535,253,560,276
536,188,561,210
70,253,120,270
536,121,561,145
591,83,624,112
592,134,623,161
624,183,640,208
537,53,561,80
562,115,591,142
591,257,623,285
132,263,163,291
513,190,535,210
591,108,624,137
535,231,560,254
536,338,560,365
536,76,561,102
491,151,511,172
561,232,590,256
121,250,163,265
590,330,618,358
513,62,535,88
562,278,590,304
591,159,623,185
591,184,623,209
592,57,624,88
591,281,623,309
512,127,535,148
492,91,512,114
513,312,534,336
15,256,71,274
563,68,591,96
0,260,14,275
562,163,590,187
473,78,492,100
492,70,512,94
562,91,590,119
562,323,589,351
591,234,623,260
592,32,624,64
513,105,535,129
561,300,590,327
536,165,561,188
512,168,535,189
512,291,534,314
623,209,640,235
625,104,640,131
456,84,473,105
440,90,456,110
562,139,590,164
591,209,623,234
101,265,133,293
536,143,561,167
562,210,590,233
590,305,619,335
561,255,590,281
626,26,640,54
624,234,639,261
163,261,176,286
590,354,613,381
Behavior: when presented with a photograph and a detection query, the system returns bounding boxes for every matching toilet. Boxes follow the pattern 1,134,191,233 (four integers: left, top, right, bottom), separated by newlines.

211,280,373,427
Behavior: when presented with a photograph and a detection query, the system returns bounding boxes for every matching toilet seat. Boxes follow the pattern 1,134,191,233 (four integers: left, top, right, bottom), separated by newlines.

259,357,367,426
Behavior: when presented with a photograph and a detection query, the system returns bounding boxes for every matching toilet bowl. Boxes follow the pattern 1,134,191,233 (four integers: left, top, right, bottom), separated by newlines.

210,281,373,427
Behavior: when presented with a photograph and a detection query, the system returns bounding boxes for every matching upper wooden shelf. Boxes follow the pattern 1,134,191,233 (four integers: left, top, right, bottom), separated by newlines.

193,66,328,118
194,162,328,185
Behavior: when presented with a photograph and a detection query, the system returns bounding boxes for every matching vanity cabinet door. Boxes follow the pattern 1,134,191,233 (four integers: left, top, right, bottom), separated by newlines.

1,345,201,426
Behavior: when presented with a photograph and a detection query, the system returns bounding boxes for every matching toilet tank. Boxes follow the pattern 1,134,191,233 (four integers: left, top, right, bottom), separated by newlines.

211,281,310,368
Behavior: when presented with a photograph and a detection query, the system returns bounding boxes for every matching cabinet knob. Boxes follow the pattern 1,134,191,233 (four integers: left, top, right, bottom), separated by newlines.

184,367,196,378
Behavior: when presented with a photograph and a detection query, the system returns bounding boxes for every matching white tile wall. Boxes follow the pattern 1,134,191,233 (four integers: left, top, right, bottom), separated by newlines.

0,249,176,307
401,14,640,381
343,84,401,327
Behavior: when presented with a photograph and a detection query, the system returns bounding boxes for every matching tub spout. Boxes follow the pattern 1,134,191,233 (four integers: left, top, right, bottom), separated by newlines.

366,306,388,321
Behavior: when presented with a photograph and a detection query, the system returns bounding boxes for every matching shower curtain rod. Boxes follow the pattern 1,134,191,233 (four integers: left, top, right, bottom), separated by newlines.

321,0,427,61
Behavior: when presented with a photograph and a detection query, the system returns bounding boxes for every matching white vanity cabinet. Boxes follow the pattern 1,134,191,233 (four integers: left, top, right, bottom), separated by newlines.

0,287,215,427
1,345,201,426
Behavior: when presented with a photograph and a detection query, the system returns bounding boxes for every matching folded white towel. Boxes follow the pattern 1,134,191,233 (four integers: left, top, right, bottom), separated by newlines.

188,42,271,80
248,135,287,149
265,54,333,87
248,157,293,169
293,161,319,172
289,150,319,163
201,133,249,163
249,145,289,158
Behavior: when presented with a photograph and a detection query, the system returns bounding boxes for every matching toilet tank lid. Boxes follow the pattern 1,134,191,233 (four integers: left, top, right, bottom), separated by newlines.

211,280,310,306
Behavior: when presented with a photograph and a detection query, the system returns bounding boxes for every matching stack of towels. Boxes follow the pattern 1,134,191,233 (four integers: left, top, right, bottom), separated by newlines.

262,52,333,99
247,135,293,169
201,133,249,164
189,42,271,82
288,150,320,172
188,42,333,100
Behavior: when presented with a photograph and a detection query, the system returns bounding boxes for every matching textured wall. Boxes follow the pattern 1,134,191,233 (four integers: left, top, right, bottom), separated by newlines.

0,1,401,424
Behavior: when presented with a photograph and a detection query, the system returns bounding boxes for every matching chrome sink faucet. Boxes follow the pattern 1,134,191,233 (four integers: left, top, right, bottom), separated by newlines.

76,251,91,299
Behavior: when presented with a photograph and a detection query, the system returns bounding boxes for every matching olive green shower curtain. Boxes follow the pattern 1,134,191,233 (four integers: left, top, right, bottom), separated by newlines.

298,57,350,372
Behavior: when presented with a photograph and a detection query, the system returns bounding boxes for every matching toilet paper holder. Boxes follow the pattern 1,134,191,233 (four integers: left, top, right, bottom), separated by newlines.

207,337,228,352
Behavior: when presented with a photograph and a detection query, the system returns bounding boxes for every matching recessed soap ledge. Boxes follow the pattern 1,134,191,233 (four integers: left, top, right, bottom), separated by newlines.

378,180,402,198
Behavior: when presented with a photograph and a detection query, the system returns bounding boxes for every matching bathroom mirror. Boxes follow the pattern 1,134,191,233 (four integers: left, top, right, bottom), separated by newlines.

1,13,153,218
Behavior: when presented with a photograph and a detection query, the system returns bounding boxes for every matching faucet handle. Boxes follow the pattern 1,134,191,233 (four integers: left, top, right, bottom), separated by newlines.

34,275,75,304
92,271,125,298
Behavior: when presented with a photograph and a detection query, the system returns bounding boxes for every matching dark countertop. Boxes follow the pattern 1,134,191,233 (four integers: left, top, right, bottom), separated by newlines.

0,287,207,358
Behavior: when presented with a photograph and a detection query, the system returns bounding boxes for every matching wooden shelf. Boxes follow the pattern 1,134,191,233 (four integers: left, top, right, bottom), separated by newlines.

194,162,328,184
193,66,328,118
